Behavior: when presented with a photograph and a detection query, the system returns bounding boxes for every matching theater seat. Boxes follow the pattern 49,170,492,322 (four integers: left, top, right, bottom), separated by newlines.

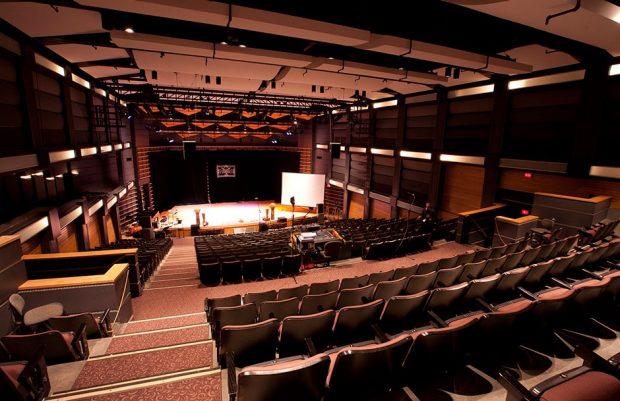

0,346,50,401
1,324,89,365
279,310,336,357
308,280,340,295
331,300,384,347
258,298,299,321
219,319,279,367
499,346,620,401
300,291,339,315
233,353,331,401
277,285,309,301
48,309,111,339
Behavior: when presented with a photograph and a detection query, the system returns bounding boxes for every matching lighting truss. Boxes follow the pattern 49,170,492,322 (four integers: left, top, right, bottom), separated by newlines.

108,84,352,113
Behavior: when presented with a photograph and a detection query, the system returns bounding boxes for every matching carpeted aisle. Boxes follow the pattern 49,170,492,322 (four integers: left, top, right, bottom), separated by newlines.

123,313,206,334
105,325,210,354
72,342,214,390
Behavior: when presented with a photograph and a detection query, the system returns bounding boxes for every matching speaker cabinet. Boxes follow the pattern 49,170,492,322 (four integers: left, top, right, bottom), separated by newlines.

183,141,197,160
330,142,341,159
317,203,325,224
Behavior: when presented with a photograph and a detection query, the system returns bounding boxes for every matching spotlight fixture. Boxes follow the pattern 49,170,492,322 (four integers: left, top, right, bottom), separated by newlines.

320,86,325,93
239,44,246,48
328,57,334,60
271,81,276,89
453,68,461,79
151,70,158,80
221,41,228,45
168,138,174,143
216,76,221,85
311,85,316,92
160,52,165,58
445,66,453,77
124,27,135,34
205,75,211,84
398,67,404,71
362,90,366,97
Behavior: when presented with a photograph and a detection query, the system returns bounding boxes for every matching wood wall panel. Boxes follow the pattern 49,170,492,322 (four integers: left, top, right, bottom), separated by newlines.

370,198,391,219
58,223,79,253
21,234,43,255
106,214,116,243
440,164,484,215
500,169,620,209
348,192,365,218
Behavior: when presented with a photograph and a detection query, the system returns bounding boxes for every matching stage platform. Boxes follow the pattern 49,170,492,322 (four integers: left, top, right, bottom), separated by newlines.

157,201,316,235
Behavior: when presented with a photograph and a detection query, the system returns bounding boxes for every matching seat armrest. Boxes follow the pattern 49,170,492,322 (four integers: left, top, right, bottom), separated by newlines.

99,308,111,337
550,277,572,289
18,345,50,398
426,310,447,328
517,286,538,301
371,324,390,343
226,352,237,401
304,337,318,356
475,298,495,312
575,345,620,380
71,323,89,359
581,269,604,281
498,370,537,401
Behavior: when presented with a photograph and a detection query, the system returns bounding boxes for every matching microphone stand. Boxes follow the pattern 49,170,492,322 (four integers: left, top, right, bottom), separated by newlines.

255,197,261,232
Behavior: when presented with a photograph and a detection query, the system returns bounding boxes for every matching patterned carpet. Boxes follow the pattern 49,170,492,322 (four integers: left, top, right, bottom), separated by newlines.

149,278,202,289
123,314,206,334
71,373,221,401
105,325,210,355
72,343,213,390
153,271,200,280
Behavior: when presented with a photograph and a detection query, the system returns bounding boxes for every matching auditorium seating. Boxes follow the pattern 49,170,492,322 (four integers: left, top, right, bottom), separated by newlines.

48,309,111,339
206,232,620,372
0,346,50,401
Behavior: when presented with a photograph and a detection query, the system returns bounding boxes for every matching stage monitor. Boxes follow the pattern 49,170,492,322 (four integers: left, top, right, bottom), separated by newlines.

281,172,325,207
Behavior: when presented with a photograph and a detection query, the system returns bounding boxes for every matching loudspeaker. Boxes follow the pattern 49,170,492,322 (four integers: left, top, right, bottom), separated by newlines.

183,141,197,160
317,203,325,224
330,142,341,159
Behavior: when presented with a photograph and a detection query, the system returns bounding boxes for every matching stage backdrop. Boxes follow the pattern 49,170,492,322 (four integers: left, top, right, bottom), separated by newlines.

149,149,299,211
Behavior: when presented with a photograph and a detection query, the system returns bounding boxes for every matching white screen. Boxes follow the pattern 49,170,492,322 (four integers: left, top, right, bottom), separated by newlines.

281,172,325,207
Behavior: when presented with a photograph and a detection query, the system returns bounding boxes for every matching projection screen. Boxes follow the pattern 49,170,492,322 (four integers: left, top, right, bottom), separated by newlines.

281,172,325,207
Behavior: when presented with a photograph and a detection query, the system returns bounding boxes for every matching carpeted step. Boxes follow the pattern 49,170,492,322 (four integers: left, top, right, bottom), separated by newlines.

72,342,214,390
148,278,200,289
105,325,210,355
153,272,199,280
123,314,206,334
60,370,221,401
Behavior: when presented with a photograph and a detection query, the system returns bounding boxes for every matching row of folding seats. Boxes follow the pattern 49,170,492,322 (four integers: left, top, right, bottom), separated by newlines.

223,239,620,401
199,253,302,285
363,233,431,260
208,237,619,370
579,218,619,245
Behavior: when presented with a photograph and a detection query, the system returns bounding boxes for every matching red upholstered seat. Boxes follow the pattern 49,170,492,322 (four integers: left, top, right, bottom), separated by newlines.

538,370,620,401
0,362,25,387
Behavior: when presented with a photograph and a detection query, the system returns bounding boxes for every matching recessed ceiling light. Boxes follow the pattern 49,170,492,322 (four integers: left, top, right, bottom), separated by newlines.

328,57,334,60
124,27,135,34
239,44,246,48
221,41,228,45
398,67,404,71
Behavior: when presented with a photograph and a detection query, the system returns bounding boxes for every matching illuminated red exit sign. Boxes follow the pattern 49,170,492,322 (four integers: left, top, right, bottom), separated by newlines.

521,209,530,216
523,172,533,179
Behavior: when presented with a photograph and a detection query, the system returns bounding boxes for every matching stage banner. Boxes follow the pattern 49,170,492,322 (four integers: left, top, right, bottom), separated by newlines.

216,164,236,178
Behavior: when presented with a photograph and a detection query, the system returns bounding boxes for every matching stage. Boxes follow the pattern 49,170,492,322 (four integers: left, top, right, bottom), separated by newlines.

156,201,316,234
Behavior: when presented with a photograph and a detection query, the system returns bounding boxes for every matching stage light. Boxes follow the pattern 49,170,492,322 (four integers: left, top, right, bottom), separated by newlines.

239,44,246,48
453,68,461,79
168,138,174,143
445,66,452,77
312,85,316,92
398,67,404,71
124,27,135,34
320,86,324,93
328,57,334,60
205,75,211,84
221,41,228,45
216,76,222,85
271,139,278,144
151,70,158,80
271,81,276,89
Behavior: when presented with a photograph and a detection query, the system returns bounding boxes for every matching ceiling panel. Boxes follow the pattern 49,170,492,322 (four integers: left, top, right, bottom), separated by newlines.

81,66,141,78
147,71,261,91
0,2,104,37
47,44,129,63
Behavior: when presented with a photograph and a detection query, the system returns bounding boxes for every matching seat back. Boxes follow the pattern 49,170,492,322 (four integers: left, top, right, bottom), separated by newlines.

416,260,439,275
212,304,258,343
463,274,501,302
437,255,459,270
500,250,526,272
481,255,508,276
336,284,374,308
455,251,476,266
198,261,221,285
259,298,299,321
206,294,242,321
424,282,469,313
222,260,242,283
308,280,339,295
368,270,395,285
262,256,282,279
489,244,508,259
278,285,309,301
244,290,278,308
282,254,302,276
299,291,339,315
48,313,102,339
1,331,78,364
372,277,407,301
380,291,429,334
404,272,436,294
219,319,279,367
473,248,492,262
494,266,530,295
279,310,336,357
458,260,487,282
327,335,413,401
433,265,464,288
0,346,50,401
241,258,262,281
536,242,557,262
503,241,521,255
339,275,370,290
323,241,342,258
522,259,555,287
236,354,330,401
332,300,384,346
547,254,576,277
